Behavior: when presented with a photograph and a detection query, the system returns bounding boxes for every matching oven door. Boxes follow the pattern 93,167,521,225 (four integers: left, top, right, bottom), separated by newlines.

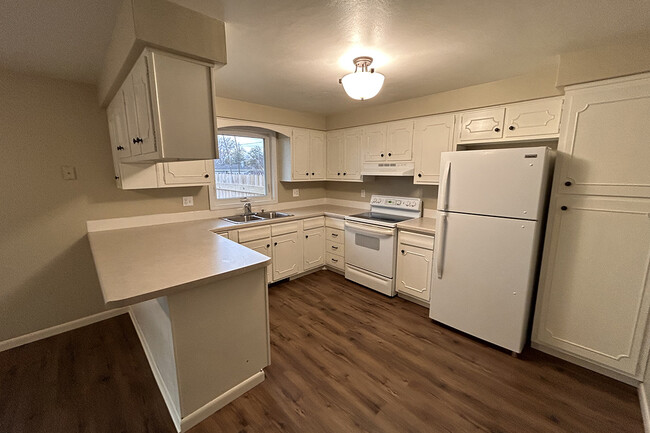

344,220,396,278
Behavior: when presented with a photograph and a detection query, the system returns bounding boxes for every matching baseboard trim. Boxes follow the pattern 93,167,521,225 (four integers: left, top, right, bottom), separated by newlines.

180,370,265,432
128,308,182,432
0,308,128,353
640,383,650,433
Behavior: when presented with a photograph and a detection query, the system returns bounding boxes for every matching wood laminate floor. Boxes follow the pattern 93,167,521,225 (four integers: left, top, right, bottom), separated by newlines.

0,270,643,432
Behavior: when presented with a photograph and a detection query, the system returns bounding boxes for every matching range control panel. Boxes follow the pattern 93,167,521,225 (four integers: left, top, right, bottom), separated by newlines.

370,195,422,211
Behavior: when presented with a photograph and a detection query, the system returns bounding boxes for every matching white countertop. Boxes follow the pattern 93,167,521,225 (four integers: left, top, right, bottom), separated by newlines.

88,204,365,307
396,217,437,235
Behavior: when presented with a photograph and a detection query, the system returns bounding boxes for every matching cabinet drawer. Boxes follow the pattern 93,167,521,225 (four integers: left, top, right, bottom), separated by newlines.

326,252,344,270
398,231,434,250
325,217,345,230
303,216,325,230
271,221,299,236
326,240,344,256
238,225,271,243
326,227,344,243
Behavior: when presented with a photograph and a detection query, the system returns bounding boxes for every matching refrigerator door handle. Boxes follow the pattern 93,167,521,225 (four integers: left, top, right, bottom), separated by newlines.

439,161,452,211
435,212,447,279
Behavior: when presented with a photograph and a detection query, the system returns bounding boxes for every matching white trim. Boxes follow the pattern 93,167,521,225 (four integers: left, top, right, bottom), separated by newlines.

128,308,182,432
640,383,650,433
180,370,265,432
564,72,650,92
531,341,640,386
0,308,128,353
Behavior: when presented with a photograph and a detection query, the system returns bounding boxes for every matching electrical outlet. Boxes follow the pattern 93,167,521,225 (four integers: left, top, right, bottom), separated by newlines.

361,189,366,198
61,166,77,180
182,196,194,207
293,188,299,197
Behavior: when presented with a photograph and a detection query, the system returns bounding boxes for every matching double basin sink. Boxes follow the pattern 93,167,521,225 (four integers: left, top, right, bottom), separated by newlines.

222,211,293,224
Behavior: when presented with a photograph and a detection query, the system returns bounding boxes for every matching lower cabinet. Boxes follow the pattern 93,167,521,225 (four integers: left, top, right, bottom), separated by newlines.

533,194,650,378
325,217,345,271
241,237,273,282
272,232,300,281
303,227,325,270
395,231,435,304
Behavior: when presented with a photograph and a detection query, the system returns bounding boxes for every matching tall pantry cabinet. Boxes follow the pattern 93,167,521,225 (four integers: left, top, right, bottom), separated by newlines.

532,74,650,380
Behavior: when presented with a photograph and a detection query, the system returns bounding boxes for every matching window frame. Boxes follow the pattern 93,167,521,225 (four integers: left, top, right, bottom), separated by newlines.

208,128,278,211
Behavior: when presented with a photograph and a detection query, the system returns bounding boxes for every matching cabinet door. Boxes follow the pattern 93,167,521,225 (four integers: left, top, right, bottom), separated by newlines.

309,131,326,180
292,128,310,180
326,131,344,179
458,108,505,142
272,232,300,281
396,243,433,302
121,81,142,156
557,77,650,198
503,98,562,139
386,120,414,161
303,227,325,270
107,89,133,161
343,128,363,180
413,114,455,185
241,237,273,282
130,55,157,155
160,160,213,186
363,124,387,162
534,195,650,377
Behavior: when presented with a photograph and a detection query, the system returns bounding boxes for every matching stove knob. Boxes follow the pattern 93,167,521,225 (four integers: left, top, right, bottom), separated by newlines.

396,200,402,205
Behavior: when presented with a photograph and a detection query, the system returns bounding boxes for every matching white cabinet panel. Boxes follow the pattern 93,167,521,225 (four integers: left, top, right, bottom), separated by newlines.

396,243,433,302
303,227,325,270
326,130,343,179
343,128,363,180
557,77,650,198
272,232,300,281
386,120,413,161
291,128,311,180
309,131,326,180
503,98,562,139
160,160,212,185
284,128,326,181
534,195,650,377
130,55,156,155
363,124,387,162
458,108,505,142
241,237,273,282
413,114,455,185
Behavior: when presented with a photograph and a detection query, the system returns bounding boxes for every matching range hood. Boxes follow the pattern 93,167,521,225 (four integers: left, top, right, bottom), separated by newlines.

362,161,415,176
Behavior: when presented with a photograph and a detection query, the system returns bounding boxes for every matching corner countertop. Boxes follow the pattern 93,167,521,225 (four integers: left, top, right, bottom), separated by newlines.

396,217,436,236
88,204,365,307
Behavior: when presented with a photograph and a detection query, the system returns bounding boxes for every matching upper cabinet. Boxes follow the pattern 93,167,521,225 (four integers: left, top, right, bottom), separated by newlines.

362,120,414,162
109,48,218,163
326,128,362,181
412,114,455,185
457,97,563,144
280,128,326,182
555,76,650,198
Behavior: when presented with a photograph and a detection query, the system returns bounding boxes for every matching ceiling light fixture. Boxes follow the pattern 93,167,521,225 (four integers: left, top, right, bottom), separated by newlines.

339,56,385,101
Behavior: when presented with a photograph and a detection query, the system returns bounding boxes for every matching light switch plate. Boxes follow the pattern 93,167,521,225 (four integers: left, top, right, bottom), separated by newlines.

361,189,366,198
182,196,194,206
61,166,77,180
293,188,299,197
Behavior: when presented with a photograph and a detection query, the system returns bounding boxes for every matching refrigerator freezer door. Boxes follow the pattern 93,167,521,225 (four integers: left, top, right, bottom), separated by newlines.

430,212,541,353
438,146,551,220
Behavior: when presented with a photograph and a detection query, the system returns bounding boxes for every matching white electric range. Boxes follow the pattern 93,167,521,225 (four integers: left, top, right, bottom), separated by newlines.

344,195,422,296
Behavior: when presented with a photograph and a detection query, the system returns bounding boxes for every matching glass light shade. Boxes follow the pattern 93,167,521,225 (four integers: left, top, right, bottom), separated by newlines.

340,71,385,100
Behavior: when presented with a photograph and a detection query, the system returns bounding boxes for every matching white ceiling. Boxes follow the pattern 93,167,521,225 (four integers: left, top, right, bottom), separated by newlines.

1,0,649,114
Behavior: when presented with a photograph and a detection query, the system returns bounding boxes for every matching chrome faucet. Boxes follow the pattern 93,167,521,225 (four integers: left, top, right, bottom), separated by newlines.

243,202,252,216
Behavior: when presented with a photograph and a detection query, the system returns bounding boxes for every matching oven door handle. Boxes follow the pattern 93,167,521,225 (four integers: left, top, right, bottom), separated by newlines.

344,221,395,237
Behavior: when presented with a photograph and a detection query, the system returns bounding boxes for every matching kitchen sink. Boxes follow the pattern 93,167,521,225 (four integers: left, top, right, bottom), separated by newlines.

253,211,293,219
222,214,265,224
221,211,293,224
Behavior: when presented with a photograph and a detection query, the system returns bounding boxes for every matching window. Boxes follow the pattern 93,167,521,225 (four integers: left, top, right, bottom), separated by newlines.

208,129,277,209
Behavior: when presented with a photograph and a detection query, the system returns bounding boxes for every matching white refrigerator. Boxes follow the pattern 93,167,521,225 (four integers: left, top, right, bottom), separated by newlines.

430,146,552,353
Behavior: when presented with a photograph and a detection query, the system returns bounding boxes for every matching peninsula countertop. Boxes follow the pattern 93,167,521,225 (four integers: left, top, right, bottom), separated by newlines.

88,204,365,307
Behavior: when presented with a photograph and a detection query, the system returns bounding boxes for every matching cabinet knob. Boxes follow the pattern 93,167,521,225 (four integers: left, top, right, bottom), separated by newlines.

311,172,315,175
132,138,137,144
274,242,278,246
204,174,209,178
117,146,124,151
561,206,568,211
137,137,143,143
305,235,309,239
508,125,515,131
305,172,309,175
401,249,405,254
418,173,422,177
114,176,120,180
331,258,338,263
388,152,392,157
494,127,501,132
343,172,347,175
564,181,572,186
266,244,270,248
